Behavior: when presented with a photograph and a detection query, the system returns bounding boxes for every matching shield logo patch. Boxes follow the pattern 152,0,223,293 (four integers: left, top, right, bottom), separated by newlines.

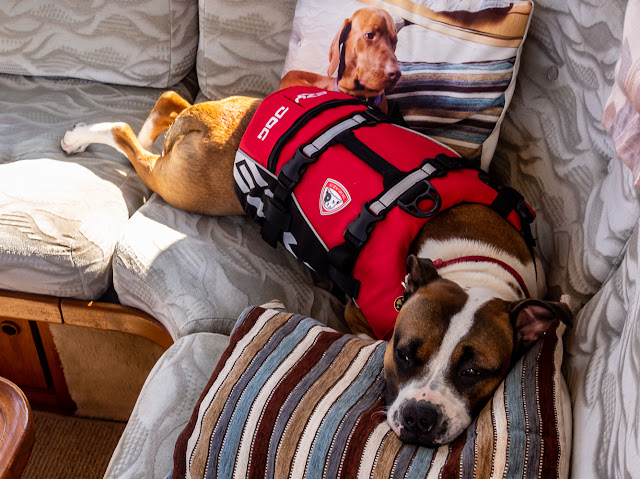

320,179,351,215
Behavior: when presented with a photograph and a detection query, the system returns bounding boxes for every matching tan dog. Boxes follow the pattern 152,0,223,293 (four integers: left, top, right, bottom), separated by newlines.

61,6,400,218
280,7,400,110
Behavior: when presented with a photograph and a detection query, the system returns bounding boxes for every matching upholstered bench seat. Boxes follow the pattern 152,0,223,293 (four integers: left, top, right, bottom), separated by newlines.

0,73,195,300
112,194,347,339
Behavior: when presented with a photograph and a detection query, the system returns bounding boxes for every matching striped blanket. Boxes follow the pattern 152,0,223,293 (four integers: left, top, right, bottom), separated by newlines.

173,304,571,479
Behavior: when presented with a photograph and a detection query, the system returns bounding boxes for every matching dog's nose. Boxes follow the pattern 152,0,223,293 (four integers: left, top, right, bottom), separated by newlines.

385,63,400,81
400,399,439,436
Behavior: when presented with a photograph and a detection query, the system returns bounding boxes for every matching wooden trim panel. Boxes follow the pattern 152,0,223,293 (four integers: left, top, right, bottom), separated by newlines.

60,299,173,350
0,289,173,350
0,291,61,324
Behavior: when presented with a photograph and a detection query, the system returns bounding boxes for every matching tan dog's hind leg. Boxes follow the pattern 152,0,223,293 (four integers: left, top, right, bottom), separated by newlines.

61,121,161,191
138,91,192,150
62,95,261,217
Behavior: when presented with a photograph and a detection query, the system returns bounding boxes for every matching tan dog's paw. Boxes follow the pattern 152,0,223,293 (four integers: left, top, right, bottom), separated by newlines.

61,123,90,154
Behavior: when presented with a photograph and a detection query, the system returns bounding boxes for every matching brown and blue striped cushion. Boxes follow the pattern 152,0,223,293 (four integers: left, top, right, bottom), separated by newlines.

173,304,571,478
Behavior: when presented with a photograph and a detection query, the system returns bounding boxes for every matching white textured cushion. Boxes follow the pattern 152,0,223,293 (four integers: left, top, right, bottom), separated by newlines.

0,0,198,87
491,0,640,305
197,0,297,100
0,73,195,299
564,221,640,477
113,195,347,339
104,332,230,479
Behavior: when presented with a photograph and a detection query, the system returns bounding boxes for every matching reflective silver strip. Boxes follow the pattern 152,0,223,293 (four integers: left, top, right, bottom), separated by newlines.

301,114,367,157
234,149,275,194
369,162,438,215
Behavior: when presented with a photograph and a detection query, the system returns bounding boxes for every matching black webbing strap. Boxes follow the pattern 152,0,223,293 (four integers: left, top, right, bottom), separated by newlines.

267,97,363,172
327,204,384,297
490,186,538,277
261,108,388,247
326,154,465,297
260,183,291,248
335,130,404,189
277,109,385,190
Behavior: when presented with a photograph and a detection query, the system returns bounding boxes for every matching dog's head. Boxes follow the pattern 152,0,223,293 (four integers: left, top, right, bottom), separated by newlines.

328,7,401,98
384,255,571,447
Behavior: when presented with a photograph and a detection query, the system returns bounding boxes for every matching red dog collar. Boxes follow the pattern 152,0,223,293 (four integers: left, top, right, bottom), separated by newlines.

433,256,531,298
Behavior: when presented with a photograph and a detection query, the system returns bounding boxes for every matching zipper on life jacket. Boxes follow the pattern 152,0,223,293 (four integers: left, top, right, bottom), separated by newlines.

267,97,365,173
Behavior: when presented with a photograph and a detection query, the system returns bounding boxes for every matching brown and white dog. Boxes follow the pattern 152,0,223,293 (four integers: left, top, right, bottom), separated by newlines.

60,7,570,448
383,205,571,447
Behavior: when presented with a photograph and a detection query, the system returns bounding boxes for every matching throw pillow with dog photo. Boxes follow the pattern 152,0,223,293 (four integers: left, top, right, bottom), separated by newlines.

282,0,533,169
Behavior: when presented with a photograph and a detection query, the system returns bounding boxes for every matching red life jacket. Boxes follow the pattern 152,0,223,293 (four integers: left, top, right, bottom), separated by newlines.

234,86,535,340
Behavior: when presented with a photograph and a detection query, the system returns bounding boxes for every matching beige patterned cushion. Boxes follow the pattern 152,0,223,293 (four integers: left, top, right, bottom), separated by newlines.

0,72,195,299
104,332,230,479
113,194,347,339
0,0,198,87
196,0,297,100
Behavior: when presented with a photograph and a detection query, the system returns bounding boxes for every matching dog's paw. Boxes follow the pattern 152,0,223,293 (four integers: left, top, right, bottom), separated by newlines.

61,123,89,154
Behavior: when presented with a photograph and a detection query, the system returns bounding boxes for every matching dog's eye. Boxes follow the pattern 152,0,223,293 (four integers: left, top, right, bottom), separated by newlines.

364,31,376,40
461,368,481,377
395,347,410,364
462,368,482,378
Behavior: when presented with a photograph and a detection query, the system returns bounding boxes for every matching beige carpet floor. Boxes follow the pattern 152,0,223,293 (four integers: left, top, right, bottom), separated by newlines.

22,411,126,479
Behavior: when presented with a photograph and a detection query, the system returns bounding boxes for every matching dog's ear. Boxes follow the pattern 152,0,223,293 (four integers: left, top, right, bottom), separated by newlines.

328,19,351,76
390,13,406,34
403,255,440,300
510,299,572,351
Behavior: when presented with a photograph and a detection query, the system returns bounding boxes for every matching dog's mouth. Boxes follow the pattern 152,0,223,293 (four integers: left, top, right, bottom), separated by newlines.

338,66,400,99
337,78,382,99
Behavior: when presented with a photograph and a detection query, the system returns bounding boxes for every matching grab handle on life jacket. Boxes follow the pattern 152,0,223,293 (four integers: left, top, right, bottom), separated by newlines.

397,179,442,218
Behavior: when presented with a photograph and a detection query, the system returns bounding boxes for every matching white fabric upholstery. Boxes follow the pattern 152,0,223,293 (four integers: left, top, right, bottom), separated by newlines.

196,0,297,100
0,0,198,88
104,332,230,479
565,221,640,477
113,194,347,339
492,0,640,305
0,73,195,299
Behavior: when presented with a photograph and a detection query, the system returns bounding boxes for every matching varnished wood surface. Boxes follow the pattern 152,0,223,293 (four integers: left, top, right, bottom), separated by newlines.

0,291,61,324
0,289,173,349
60,299,173,350
0,289,173,413
0,377,34,479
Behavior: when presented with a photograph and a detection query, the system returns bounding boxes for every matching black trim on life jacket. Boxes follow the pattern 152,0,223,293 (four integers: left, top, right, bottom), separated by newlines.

490,185,538,278
267,98,364,173
336,131,404,189
326,154,474,297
